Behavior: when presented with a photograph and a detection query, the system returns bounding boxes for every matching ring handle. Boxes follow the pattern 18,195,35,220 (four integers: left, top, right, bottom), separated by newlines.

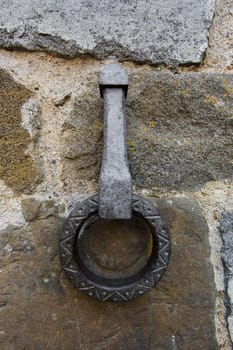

60,194,170,302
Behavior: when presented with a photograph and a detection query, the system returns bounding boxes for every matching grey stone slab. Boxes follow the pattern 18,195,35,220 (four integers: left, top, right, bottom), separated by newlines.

0,0,215,65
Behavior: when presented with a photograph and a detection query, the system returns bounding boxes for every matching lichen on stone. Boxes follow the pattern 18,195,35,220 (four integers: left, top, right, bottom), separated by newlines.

0,68,39,193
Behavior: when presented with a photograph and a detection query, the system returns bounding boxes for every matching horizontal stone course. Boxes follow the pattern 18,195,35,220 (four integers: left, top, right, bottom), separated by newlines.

0,0,215,65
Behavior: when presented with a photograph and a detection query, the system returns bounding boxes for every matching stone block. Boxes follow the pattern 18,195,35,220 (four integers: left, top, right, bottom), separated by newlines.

0,0,215,65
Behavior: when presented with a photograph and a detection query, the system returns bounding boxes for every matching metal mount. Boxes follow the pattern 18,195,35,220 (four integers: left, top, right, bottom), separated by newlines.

99,63,131,219
60,63,171,302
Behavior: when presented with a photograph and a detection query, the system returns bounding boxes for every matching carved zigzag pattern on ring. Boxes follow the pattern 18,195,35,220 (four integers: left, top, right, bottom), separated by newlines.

60,195,170,301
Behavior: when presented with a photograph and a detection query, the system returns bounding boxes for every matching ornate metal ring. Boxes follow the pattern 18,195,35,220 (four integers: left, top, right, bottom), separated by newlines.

60,194,170,302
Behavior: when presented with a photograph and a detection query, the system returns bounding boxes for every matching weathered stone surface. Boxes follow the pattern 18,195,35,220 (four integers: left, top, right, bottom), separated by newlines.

21,198,65,222
0,68,39,193
0,0,215,66
193,181,233,348
0,181,25,231
76,197,217,350
62,70,233,192
21,98,42,140
206,0,233,69
60,78,103,193
0,216,77,349
220,211,233,343
0,197,218,349
127,71,233,190
21,198,41,222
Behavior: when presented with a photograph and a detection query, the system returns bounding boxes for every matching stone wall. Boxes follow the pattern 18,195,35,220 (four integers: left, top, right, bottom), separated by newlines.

0,0,233,349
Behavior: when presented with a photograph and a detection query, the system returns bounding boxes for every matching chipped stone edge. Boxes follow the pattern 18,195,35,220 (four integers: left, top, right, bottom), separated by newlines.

0,0,216,69
220,211,233,346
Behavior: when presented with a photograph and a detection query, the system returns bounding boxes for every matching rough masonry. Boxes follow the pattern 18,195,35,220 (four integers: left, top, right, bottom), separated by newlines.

0,0,232,349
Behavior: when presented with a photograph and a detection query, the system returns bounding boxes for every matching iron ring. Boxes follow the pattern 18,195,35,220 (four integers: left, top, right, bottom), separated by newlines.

60,194,171,302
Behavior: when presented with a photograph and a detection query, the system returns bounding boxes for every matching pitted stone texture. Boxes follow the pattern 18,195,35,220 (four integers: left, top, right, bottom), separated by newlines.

0,197,218,349
21,98,42,140
0,0,215,66
60,78,103,194
0,68,40,193
206,0,233,69
127,71,233,190
0,182,25,231
21,197,64,222
220,212,233,343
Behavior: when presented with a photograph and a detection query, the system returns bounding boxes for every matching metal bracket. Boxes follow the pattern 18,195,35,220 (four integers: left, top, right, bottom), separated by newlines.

59,63,171,302
98,63,132,219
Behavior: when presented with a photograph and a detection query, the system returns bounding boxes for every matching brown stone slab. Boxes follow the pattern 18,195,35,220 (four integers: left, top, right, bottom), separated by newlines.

0,198,217,349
